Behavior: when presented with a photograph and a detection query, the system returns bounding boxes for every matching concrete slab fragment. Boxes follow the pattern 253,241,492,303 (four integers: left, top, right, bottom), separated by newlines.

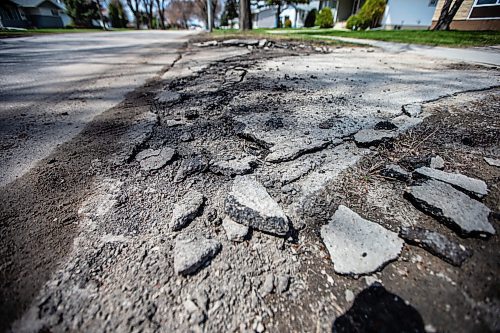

400,227,472,266
321,205,403,275
225,176,289,236
170,190,205,231
174,236,221,275
414,167,488,199
405,179,494,237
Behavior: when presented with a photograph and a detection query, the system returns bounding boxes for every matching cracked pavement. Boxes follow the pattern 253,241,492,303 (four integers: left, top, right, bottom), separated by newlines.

1,37,499,332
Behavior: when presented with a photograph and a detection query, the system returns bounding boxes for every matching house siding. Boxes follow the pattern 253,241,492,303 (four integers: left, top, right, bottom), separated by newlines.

432,0,500,30
432,0,474,20
381,0,437,28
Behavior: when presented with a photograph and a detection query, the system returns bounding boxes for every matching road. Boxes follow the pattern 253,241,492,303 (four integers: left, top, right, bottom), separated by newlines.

0,30,194,187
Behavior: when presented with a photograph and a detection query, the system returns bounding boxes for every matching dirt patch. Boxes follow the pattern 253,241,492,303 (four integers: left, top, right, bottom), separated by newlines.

0,74,168,331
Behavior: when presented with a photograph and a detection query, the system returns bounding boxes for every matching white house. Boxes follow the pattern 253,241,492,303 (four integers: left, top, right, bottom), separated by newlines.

379,0,438,29
333,0,438,29
252,0,321,28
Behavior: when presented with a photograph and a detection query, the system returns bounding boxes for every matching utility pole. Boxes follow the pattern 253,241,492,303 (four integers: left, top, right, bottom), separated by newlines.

207,0,213,32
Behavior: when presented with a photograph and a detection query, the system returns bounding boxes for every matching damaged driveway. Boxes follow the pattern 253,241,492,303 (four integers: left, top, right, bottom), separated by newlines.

1,39,499,332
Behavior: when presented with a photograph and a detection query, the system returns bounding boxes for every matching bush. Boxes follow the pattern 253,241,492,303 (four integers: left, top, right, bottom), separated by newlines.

315,7,333,29
285,18,292,28
346,0,386,30
304,9,316,28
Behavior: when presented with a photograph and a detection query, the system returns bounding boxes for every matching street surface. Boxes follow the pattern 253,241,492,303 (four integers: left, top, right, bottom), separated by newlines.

0,35,499,332
0,30,194,187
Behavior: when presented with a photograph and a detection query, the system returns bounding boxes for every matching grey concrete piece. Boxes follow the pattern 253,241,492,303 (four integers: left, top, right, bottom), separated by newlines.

380,164,411,182
414,167,488,198
280,160,315,185
173,236,221,275
405,180,494,236
403,104,423,117
354,129,397,147
261,273,275,295
137,147,175,172
193,40,218,47
276,275,290,293
222,217,249,242
400,227,472,266
155,90,181,104
321,205,403,275
235,112,366,164
430,156,445,170
170,190,205,231
484,157,500,167
222,39,259,46
391,115,423,132
210,155,257,176
174,155,208,183
266,138,333,163
225,176,289,236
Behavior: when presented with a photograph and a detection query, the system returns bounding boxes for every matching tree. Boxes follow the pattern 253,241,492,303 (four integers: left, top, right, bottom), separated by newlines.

303,8,316,27
433,0,464,30
220,0,238,27
63,0,100,27
193,0,219,30
239,0,251,30
143,0,156,28
126,0,142,29
108,0,128,28
166,0,194,28
266,0,308,29
155,0,168,29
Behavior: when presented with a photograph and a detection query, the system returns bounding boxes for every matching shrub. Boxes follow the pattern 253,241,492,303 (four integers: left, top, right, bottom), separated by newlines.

285,18,292,28
304,9,316,28
346,0,386,30
315,7,333,29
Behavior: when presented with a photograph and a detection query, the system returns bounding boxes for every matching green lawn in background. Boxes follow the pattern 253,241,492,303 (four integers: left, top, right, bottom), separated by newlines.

284,29,500,47
213,28,500,47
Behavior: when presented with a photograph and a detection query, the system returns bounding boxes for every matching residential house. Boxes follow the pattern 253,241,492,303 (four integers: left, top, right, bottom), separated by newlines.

0,0,69,29
252,0,321,28
332,0,437,29
431,0,500,30
379,0,438,29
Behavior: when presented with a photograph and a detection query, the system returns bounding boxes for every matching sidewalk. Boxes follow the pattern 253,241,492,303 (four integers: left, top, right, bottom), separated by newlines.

312,35,500,67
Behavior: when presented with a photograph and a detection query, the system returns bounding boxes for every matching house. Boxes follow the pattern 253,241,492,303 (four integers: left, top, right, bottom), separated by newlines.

252,0,321,28
379,0,438,29
332,0,437,29
0,0,69,29
431,0,500,30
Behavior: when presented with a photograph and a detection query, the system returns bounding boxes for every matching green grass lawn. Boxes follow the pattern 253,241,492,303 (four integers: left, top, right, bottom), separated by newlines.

284,29,500,47
213,28,500,47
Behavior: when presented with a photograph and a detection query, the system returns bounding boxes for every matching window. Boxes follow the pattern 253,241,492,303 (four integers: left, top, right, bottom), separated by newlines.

428,0,438,7
470,0,500,18
474,0,500,5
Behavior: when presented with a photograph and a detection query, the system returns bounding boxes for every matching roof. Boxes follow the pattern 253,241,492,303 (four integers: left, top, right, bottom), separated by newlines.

9,0,65,10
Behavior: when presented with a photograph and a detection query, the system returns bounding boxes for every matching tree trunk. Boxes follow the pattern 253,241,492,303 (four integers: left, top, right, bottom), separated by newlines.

275,2,281,28
433,0,464,30
156,0,166,29
135,14,141,29
239,0,251,30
